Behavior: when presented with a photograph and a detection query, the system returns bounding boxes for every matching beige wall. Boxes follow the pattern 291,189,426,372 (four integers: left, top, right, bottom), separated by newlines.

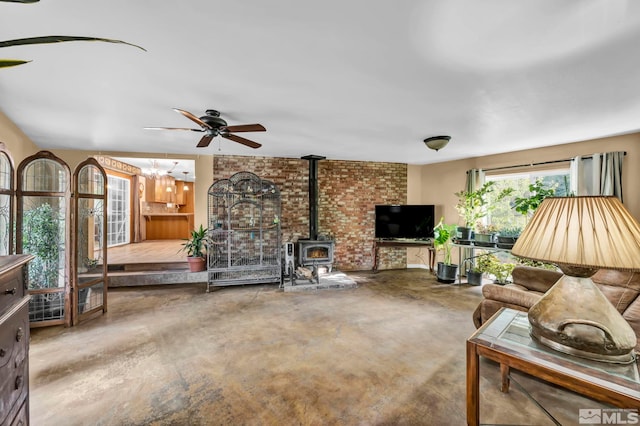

0,110,39,162
193,155,213,228
414,133,640,225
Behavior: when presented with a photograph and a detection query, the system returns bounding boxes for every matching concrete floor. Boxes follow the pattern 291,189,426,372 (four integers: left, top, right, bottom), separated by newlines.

29,269,611,425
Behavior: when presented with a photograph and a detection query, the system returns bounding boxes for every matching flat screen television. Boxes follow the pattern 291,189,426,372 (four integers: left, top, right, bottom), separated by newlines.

375,205,435,240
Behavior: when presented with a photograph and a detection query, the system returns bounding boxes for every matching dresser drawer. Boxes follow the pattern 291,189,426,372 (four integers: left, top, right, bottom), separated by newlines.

0,266,25,319
0,299,29,426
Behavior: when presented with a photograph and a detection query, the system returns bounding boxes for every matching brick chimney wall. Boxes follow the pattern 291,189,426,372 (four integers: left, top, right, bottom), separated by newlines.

212,155,407,270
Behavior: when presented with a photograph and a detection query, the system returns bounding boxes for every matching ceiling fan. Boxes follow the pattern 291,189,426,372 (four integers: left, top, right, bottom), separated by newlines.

145,108,265,149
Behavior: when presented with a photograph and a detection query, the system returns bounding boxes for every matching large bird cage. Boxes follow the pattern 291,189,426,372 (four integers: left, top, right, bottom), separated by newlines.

207,172,281,290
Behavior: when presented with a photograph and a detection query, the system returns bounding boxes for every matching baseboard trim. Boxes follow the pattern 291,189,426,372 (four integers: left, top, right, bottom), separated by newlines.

407,264,430,270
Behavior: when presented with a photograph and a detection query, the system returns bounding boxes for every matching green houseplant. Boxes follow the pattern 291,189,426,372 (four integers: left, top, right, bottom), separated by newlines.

433,218,458,283
473,222,498,246
512,179,556,219
476,253,515,285
496,226,522,249
466,263,484,286
22,203,60,288
455,181,513,240
180,225,208,272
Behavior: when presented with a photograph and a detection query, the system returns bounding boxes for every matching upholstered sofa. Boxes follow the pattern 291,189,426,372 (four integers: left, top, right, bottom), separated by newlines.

472,265,640,352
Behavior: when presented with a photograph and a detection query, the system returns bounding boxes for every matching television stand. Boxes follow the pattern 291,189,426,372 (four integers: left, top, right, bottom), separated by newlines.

372,239,435,272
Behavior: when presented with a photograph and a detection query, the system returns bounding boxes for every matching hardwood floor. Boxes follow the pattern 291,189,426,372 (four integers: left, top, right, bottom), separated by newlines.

107,240,187,264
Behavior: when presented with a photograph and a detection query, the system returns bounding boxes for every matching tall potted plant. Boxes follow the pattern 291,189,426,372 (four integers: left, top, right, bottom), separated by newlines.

455,181,513,241
180,225,208,272
433,219,458,283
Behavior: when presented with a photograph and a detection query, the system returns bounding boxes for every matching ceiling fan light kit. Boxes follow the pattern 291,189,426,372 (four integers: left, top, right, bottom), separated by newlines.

424,136,451,151
145,108,266,149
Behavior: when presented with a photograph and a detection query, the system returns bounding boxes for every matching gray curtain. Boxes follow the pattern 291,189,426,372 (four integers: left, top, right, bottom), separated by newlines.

570,151,625,202
465,168,484,192
462,169,483,273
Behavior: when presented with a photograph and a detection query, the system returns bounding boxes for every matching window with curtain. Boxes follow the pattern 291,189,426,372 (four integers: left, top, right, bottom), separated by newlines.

484,167,571,230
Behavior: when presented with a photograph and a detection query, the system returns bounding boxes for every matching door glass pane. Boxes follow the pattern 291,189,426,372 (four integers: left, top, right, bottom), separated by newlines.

21,196,67,289
0,194,10,256
29,292,65,322
77,198,104,273
78,165,105,195
107,175,130,247
22,158,67,192
0,152,11,190
78,282,104,314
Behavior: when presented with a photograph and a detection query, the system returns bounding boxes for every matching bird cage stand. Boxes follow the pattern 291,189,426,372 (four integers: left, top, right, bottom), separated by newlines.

206,172,282,291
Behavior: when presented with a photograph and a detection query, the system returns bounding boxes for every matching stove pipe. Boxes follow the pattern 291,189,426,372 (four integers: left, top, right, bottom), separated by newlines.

301,155,326,240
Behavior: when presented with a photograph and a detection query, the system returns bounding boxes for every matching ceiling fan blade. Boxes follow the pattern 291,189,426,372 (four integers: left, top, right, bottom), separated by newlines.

144,127,204,132
173,108,212,130
197,134,214,148
223,124,266,133
223,133,262,149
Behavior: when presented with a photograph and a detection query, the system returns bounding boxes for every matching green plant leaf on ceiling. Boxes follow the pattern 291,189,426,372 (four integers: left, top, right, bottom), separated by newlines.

0,59,31,68
0,36,146,51
1,0,146,68
0,36,147,68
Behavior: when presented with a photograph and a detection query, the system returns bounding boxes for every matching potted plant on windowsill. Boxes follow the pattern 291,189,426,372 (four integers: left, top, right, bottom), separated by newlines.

473,222,498,247
180,224,208,272
455,181,513,242
496,226,522,249
434,219,458,283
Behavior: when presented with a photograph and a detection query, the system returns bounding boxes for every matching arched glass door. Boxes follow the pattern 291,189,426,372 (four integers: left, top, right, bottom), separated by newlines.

72,158,108,325
0,142,15,255
17,151,72,327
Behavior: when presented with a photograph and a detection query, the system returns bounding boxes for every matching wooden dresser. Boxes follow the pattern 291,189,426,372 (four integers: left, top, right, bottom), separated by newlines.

0,255,33,426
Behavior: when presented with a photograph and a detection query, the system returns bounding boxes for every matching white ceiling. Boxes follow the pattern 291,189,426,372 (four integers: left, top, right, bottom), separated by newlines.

2,0,640,165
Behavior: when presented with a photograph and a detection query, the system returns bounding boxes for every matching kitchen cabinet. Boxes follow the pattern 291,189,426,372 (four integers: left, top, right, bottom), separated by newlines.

145,176,176,203
175,180,185,205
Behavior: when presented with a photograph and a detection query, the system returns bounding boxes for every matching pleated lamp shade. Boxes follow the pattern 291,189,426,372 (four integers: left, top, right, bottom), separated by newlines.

511,196,640,363
511,196,640,271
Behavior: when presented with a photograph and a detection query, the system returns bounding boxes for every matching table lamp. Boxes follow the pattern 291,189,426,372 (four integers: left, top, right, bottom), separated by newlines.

511,196,640,363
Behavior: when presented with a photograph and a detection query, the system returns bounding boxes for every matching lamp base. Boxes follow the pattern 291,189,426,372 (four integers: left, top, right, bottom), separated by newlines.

532,332,635,364
528,273,637,364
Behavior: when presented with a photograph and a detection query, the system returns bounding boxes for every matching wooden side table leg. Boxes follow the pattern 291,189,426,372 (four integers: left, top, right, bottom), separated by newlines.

429,247,435,272
500,363,510,393
373,242,379,272
466,340,480,426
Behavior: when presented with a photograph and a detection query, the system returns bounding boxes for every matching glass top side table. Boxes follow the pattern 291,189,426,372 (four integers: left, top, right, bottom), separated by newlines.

466,308,640,426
